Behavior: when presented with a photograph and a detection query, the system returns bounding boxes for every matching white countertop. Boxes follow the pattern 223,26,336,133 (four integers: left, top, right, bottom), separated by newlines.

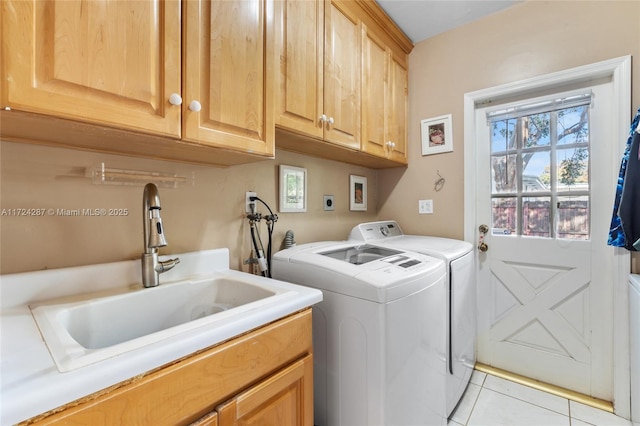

0,249,322,425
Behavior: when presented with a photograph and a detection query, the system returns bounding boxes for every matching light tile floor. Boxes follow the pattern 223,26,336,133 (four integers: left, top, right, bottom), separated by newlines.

448,371,638,426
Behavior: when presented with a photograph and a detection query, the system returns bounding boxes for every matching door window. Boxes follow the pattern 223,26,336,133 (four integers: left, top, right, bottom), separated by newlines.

489,99,590,240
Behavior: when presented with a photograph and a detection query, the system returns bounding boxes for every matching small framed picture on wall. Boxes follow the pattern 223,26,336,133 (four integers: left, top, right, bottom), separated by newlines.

349,175,367,211
421,114,453,156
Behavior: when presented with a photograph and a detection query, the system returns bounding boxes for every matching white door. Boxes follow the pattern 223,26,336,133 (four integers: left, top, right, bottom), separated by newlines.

473,81,616,399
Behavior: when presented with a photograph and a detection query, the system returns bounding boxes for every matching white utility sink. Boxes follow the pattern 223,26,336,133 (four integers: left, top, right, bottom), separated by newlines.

30,273,296,372
2,249,322,425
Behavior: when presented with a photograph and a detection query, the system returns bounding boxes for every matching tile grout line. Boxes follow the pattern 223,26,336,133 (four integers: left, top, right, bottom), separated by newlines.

464,371,486,425
478,380,573,424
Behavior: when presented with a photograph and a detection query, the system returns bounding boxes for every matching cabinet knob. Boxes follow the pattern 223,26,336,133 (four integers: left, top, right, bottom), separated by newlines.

319,114,328,123
189,100,202,112
328,117,335,125
168,93,183,106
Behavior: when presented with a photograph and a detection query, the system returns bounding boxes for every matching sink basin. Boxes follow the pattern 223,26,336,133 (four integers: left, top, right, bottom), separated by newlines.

59,278,275,349
30,276,286,372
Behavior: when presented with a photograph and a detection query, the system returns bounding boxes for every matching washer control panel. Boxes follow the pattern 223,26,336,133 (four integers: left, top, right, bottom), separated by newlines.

383,254,422,269
349,221,404,241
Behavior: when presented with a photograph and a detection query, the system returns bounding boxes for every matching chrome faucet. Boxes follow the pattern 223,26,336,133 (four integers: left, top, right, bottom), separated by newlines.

141,183,180,287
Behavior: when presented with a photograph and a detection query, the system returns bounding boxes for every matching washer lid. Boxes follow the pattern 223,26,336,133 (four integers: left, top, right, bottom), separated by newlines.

319,244,403,265
273,241,446,302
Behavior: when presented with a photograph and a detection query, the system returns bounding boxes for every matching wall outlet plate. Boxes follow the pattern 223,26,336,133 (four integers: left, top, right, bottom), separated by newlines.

324,195,335,211
245,191,257,213
419,199,433,214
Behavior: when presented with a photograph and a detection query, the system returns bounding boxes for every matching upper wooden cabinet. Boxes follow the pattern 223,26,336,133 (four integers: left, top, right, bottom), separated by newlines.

1,0,274,166
273,0,324,139
274,0,412,168
361,25,408,164
1,0,182,137
274,0,360,149
323,2,362,149
1,0,410,168
182,0,274,157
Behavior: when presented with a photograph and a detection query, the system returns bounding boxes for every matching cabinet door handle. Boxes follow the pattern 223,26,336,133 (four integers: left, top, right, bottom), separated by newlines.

168,93,183,106
327,116,334,125
189,100,202,112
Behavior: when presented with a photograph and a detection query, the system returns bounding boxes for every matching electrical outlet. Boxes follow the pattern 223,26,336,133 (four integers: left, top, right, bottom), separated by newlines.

245,191,257,213
419,199,433,214
324,195,335,211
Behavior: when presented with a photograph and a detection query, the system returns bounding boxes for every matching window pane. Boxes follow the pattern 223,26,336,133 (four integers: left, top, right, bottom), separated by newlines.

557,196,589,240
491,198,516,236
557,106,589,145
491,119,515,153
524,113,550,147
523,197,551,238
491,155,517,193
522,151,551,192
557,147,589,192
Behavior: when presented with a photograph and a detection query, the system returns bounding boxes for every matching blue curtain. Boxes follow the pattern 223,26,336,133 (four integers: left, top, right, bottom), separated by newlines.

608,107,640,249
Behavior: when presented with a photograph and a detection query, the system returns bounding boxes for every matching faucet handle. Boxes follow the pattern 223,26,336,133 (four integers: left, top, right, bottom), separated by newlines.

157,257,180,273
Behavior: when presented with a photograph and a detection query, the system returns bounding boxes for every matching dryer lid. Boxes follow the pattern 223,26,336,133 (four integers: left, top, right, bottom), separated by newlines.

349,221,473,260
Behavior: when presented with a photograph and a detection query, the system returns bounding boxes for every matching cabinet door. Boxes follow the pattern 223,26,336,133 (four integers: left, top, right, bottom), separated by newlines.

274,0,324,139
361,26,407,164
323,1,361,149
1,0,181,137
183,0,274,157
361,25,389,158
217,355,313,426
386,53,408,163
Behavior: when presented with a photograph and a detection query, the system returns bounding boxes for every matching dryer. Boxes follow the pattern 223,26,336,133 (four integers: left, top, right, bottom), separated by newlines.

272,241,447,426
349,221,476,416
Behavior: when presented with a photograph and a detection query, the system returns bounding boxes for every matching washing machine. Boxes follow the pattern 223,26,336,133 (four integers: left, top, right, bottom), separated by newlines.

272,241,447,426
349,221,476,417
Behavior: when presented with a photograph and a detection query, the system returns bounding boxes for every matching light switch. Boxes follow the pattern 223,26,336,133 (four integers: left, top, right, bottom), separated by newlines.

419,199,433,214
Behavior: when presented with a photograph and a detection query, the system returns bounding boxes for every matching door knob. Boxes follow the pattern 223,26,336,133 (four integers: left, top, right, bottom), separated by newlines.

478,224,489,252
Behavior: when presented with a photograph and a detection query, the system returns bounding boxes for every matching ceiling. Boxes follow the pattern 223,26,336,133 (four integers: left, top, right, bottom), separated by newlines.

376,0,523,43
